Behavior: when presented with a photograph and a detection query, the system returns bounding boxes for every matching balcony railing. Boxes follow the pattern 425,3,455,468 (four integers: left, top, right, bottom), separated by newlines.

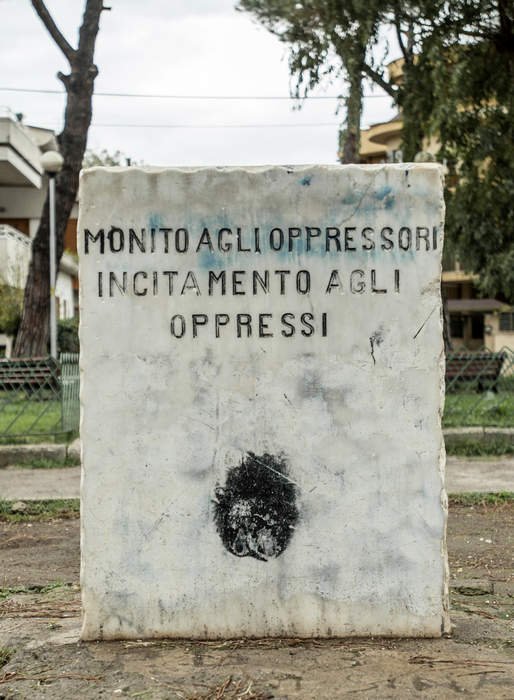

0,224,31,248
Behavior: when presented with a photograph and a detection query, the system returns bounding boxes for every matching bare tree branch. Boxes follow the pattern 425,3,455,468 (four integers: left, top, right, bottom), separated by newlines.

57,71,70,89
394,13,409,61
31,0,76,62
361,63,397,98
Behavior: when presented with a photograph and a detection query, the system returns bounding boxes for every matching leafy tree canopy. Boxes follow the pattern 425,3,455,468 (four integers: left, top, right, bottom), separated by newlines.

237,0,393,162
414,0,514,300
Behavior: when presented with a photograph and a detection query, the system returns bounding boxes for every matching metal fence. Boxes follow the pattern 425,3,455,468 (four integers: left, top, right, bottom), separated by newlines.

0,353,79,442
0,348,512,441
444,347,514,428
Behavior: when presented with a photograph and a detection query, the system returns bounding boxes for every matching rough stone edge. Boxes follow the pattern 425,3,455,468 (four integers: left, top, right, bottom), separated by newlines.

78,182,88,643
437,166,451,636
79,162,443,177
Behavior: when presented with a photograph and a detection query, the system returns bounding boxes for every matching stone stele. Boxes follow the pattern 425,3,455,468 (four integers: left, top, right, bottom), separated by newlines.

78,164,449,640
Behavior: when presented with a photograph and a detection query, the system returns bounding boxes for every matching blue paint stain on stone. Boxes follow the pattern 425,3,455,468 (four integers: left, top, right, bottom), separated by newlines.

374,185,392,199
371,185,395,210
340,191,359,205
148,213,163,229
373,185,393,200
197,249,225,270
383,194,395,209
196,216,233,269
300,175,312,186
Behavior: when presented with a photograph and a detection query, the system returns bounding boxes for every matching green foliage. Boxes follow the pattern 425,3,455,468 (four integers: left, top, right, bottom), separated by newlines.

14,455,80,469
0,582,70,601
410,2,514,301
0,284,23,336
237,0,387,162
397,55,437,161
0,499,80,522
0,646,14,667
83,148,140,168
448,492,514,506
445,435,514,457
444,391,514,427
58,317,79,353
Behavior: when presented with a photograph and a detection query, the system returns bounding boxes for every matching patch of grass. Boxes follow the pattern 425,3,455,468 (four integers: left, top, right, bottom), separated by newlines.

0,431,75,445
444,391,514,428
0,390,78,443
13,455,81,469
0,392,62,435
0,498,80,522
448,491,514,506
0,646,14,667
445,435,514,457
0,582,70,602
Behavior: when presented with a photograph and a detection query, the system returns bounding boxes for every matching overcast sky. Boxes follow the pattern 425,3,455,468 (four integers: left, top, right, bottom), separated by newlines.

1,0,397,166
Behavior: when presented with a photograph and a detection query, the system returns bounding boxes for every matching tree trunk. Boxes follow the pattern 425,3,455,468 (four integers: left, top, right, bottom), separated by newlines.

13,0,104,357
338,49,364,164
12,198,51,357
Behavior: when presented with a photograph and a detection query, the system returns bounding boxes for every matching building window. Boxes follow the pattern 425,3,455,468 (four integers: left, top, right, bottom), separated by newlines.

450,313,464,338
499,312,514,332
0,345,6,358
471,313,484,340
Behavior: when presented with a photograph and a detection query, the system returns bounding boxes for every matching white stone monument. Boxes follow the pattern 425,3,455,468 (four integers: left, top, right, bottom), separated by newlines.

78,164,449,640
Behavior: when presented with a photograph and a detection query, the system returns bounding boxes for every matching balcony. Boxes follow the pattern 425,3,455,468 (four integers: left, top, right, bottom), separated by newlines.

0,108,43,188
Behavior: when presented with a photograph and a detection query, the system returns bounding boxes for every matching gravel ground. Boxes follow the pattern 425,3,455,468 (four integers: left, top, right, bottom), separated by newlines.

0,501,512,699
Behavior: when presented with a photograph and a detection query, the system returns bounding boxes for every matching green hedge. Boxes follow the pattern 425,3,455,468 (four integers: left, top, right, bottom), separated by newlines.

58,318,79,353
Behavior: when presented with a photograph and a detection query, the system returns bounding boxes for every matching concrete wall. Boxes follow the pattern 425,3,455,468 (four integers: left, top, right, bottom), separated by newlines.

0,225,31,287
485,313,514,352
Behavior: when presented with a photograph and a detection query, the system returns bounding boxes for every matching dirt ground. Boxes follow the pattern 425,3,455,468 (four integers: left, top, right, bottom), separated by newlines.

0,502,513,699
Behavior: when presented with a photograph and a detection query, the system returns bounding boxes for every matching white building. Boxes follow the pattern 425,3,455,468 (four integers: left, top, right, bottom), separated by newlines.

0,108,78,357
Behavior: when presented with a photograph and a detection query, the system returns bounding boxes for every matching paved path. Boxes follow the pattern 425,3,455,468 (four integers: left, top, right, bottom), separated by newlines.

0,466,80,500
0,458,512,500
445,456,514,493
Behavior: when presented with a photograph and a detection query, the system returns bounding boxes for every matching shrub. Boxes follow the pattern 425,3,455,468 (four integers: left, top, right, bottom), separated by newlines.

58,317,79,353
0,284,23,336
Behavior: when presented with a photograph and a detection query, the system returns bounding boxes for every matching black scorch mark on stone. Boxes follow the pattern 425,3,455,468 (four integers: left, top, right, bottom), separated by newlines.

369,329,383,365
213,452,299,562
